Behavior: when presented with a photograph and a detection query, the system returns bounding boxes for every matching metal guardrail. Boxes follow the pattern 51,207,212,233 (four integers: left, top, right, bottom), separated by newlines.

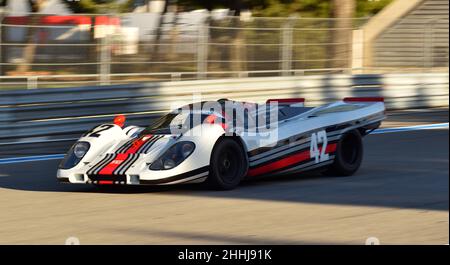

1,67,449,89
0,72,448,144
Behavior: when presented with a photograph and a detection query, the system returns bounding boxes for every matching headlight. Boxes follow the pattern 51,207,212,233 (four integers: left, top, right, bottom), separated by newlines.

73,142,90,158
59,142,90,169
149,141,195,170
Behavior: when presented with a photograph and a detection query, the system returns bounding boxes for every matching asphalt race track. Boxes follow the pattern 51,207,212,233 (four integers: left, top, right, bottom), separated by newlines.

0,109,448,244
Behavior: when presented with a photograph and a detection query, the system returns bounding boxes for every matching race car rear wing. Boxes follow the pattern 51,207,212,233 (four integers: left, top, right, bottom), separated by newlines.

266,98,305,107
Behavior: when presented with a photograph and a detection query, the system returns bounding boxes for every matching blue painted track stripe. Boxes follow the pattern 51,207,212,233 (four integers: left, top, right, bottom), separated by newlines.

0,122,448,165
0,154,65,165
370,122,448,135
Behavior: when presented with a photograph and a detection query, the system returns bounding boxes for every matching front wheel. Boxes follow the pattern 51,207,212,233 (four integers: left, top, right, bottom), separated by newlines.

207,138,247,190
325,130,363,176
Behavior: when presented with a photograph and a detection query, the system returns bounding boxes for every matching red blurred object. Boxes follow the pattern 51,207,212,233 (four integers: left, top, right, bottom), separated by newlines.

204,114,217,124
205,114,228,130
41,16,91,25
95,16,120,26
98,180,113,185
3,15,119,27
3,15,91,25
266,98,305,104
114,115,126,128
343,97,384,102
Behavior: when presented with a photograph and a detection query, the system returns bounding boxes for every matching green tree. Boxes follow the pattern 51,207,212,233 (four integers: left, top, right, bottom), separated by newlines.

176,0,392,18
62,0,131,13
0,0,8,8
356,0,393,18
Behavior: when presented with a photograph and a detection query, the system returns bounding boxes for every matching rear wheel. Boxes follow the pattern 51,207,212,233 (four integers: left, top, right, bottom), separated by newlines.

207,138,247,190
325,130,363,176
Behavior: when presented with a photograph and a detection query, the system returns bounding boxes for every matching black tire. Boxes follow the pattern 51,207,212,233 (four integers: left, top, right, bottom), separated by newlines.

207,138,248,190
325,130,363,176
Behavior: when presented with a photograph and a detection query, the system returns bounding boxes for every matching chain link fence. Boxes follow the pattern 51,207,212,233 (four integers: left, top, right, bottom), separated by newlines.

0,12,448,89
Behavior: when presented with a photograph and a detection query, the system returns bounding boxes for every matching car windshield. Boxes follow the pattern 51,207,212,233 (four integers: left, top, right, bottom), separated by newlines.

140,112,213,135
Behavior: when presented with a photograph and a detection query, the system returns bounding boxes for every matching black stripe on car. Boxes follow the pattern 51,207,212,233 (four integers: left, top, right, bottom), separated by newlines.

111,153,131,175
140,166,210,185
115,139,135,154
135,135,155,154
247,113,383,159
87,153,115,175
247,126,339,158
249,133,341,166
117,154,140,175
138,135,162,154
88,174,126,183
93,154,118,175
248,139,338,171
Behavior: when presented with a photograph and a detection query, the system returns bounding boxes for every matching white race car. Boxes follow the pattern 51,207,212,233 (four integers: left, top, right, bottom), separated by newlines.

57,97,386,190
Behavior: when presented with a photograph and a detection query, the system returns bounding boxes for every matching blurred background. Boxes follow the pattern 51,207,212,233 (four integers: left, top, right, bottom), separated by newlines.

0,0,448,149
0,1,448,245
0,0,448,88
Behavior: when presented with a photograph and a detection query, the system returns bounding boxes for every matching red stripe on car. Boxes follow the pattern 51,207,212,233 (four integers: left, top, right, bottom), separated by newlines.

247,143,337,177
122,135,153,154
98,154,129,175
98,180,114,185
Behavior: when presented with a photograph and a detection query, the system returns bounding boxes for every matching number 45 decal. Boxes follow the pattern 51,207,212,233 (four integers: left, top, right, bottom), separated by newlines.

310,130,329,163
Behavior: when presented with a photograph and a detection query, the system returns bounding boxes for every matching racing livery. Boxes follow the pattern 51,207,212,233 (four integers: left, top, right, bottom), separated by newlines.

57,97,386,190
